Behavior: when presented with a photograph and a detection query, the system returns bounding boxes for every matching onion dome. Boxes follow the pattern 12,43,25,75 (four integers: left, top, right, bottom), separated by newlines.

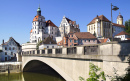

117,12,123,19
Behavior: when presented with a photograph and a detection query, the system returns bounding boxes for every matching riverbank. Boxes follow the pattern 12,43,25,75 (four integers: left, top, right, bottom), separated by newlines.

0,62,22,74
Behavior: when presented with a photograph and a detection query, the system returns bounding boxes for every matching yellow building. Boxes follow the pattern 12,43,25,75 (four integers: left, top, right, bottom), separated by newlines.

87,13,124,38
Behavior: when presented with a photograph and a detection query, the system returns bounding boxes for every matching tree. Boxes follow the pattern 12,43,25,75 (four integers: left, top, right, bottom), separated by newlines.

93,31,96,37
79,63,106,81
125,19,130,34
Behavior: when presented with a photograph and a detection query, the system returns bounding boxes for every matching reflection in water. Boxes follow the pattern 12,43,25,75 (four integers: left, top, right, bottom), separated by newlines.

0,72,65,81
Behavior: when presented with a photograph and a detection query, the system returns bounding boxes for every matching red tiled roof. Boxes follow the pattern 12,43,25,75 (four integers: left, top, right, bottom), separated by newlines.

112,23,125,28
115,31,130,36
88,15,110,25
30,29,32,33
74,32,97,39
33,15,40,21
46,20,57,27
99,38,109,43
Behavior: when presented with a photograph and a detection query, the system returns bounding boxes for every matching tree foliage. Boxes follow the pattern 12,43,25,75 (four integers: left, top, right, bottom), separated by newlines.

36,40,43,50
79,63,106,81
125,19,130,33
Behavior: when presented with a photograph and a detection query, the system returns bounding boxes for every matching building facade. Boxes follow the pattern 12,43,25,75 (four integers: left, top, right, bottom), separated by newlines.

59,16,80,37
39,36,57,49
87,13,125,38
30,6,58,43
0,37,21,62
114,31,130,41
57,32,97,47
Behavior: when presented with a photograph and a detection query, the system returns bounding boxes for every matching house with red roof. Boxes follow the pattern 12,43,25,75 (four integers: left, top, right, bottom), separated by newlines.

57,32,97,47
87,13,125,38
114,31,130,41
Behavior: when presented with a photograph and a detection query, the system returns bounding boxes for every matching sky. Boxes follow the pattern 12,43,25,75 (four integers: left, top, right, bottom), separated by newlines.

0,0,130,45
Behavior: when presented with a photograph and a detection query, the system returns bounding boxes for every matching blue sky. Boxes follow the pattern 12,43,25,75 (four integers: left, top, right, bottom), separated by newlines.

0,0,129,45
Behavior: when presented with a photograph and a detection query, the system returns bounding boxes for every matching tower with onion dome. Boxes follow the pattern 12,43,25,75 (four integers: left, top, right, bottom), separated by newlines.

117,12,123,25
30,6,46,43
30,6,58,43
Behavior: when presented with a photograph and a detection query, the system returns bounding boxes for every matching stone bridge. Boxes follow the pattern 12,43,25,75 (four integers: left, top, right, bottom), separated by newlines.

22,41,130,81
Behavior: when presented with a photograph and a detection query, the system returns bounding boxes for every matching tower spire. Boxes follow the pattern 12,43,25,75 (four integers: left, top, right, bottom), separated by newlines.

37,4,41,16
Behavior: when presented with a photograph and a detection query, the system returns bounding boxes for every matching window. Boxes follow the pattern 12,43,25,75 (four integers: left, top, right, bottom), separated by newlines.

11,52,13,55
5,47,7,50
52,46,54,48
13,47,15,50
89,40,90,42
52,27,53,30
52,32,53,34
74,40,77,43
84,40,86,42
9,47,11,50
93,40,95,42
81,40,82,42
72,35,73,37
70,39,72,42
5,52,7,55
35,31,36,33
47,46,49,48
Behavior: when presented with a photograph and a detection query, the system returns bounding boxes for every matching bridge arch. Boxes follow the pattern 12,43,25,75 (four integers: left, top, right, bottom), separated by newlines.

22,57,74,81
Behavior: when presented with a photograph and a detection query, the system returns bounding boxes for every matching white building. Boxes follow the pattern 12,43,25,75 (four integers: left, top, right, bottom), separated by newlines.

0,37,21,62
59,16,80,37
87,13,125,38
30,6,58,43
114,31,130,41
39,36,57,49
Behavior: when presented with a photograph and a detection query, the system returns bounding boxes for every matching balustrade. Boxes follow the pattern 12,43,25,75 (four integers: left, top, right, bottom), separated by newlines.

56,48,62,54
84,46,98,55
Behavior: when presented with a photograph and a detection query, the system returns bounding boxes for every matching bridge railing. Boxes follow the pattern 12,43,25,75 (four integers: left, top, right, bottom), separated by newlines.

67,47,76,54
56,48,62,54
84,45,98,55
22,44,101,56
48,49,52,54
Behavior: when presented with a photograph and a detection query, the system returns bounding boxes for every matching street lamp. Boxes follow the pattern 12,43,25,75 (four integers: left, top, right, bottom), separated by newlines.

111,3,119,41
111,3,119,56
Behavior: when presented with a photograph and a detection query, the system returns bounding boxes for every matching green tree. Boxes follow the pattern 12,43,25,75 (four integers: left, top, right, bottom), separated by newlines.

125,19,130,33
79,63,106,81
36,40,43,50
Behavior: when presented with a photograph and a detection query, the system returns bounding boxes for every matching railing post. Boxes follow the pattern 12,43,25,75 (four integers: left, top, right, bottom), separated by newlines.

52,48,56,54
45,49,48,54
62,48,67,55
77,46,84,55
40,50,42,54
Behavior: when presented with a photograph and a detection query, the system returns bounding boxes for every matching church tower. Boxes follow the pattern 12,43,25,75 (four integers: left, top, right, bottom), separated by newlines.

117,12,123,25
30,5,46,43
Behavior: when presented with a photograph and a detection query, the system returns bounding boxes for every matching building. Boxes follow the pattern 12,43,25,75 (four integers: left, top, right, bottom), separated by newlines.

39,36,57,49
87,13,125,38
59,16,80,37
114,31,130,41
98,38,111,43
57,32,97,47
30,6,58,43
0,37,21,62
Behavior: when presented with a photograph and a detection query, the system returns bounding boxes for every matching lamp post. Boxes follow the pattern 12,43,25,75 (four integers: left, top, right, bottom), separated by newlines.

111,3,119,41
111,3,119,56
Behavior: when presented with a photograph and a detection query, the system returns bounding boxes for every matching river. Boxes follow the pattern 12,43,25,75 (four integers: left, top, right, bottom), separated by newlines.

0,72,65,81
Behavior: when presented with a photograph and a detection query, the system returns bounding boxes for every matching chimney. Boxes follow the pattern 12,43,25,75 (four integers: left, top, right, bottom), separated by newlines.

3,40,4,44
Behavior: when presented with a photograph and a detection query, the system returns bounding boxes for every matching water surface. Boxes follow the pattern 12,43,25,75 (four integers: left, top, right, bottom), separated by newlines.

0,72,65,81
